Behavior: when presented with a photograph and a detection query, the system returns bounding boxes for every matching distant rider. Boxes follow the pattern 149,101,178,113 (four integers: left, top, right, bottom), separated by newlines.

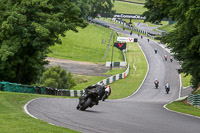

165,83,170,94
170,56,173,62
164,55,168,61
154,79,159,88
154,48,158,54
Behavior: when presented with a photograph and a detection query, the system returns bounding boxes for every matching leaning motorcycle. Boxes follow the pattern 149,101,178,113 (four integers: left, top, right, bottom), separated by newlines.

76,89,99,111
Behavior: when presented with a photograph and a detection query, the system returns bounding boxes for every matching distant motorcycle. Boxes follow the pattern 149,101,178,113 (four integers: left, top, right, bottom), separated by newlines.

165,87,170,94
155,83,159,89
165,83,170,94
76,88,100,111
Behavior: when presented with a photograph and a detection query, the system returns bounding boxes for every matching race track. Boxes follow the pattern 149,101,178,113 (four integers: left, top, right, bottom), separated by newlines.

26,20,200,133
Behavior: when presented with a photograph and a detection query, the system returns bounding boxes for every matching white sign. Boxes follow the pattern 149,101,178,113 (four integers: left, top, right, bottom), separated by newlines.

114,14,146,20
117,37,134,42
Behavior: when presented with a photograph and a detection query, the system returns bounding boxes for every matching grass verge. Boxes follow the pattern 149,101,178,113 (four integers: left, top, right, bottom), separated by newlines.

72,41,147,99
0,92,79,133
109,42,147,99
166,100,200,117
48,24,123,63
114,1,147,14
181,73,192,87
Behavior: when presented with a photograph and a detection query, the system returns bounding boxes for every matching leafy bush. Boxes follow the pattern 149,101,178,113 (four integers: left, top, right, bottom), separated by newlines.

40,65,76,89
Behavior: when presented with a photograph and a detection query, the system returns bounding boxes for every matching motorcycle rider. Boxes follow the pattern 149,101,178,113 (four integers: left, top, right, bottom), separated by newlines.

165,83,170,94
102,85,111,101
154,79,159,88
154,48,157,54
84,84,106,105
164,55,168,61
170,56,173,62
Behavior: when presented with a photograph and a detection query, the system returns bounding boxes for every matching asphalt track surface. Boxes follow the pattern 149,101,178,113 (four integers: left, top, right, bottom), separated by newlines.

26,20,200,133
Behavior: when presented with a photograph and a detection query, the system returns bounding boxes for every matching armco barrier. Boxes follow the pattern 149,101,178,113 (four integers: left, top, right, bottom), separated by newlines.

188,94,200,108
97,63,129,85
0,81,84,97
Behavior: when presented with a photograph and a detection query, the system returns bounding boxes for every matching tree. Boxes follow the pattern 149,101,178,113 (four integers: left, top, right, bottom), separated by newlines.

89,0,115,18
143,0,200,88
0,0,87,84
40,65,76,89
72,0,115,18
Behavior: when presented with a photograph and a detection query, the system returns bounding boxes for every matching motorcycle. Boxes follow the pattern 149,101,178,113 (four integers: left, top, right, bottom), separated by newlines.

155,83,159,89
76,88,100,111
166,87,170,94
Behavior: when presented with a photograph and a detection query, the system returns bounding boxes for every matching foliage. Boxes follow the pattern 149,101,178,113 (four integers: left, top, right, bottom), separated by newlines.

40,65,76,89
142,0,174,23
89,0,116,17
143,0,200,88
0,0,87,84
72,0,115,18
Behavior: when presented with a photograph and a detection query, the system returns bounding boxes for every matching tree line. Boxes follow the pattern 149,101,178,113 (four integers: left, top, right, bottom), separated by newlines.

0,0,115,87
143,0,200,88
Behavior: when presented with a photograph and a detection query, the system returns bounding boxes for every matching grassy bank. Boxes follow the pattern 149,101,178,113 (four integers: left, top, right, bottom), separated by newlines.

166,100,200,117
181,73,192,87
72,42,147,99
158,23,176,32
114,1,147,14
48,24,123,63
0,92,79,133
109,42,147,99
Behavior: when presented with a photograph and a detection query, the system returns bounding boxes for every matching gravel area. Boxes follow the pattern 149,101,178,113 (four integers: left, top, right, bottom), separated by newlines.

46,57,111,77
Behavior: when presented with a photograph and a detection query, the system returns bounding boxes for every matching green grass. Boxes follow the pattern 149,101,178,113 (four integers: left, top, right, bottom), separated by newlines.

103,67,126,75
158,23,176,32
109,42,147,99
48,24,123,63
0,92,79,133
72,75,106,90
166,100,200,117
72,41,147,99
114,1,147,14
181,73,192,87
71,67,130,91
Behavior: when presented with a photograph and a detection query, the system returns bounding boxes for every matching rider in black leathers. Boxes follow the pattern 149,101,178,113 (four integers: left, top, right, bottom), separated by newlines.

84,84,106,105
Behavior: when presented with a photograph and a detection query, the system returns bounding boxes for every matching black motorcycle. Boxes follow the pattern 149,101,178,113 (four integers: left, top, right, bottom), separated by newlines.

76,89,100,111
155,83,159,89
166,87,170,94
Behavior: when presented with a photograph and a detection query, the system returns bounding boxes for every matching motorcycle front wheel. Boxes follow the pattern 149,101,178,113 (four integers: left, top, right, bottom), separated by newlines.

80,97,92,111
